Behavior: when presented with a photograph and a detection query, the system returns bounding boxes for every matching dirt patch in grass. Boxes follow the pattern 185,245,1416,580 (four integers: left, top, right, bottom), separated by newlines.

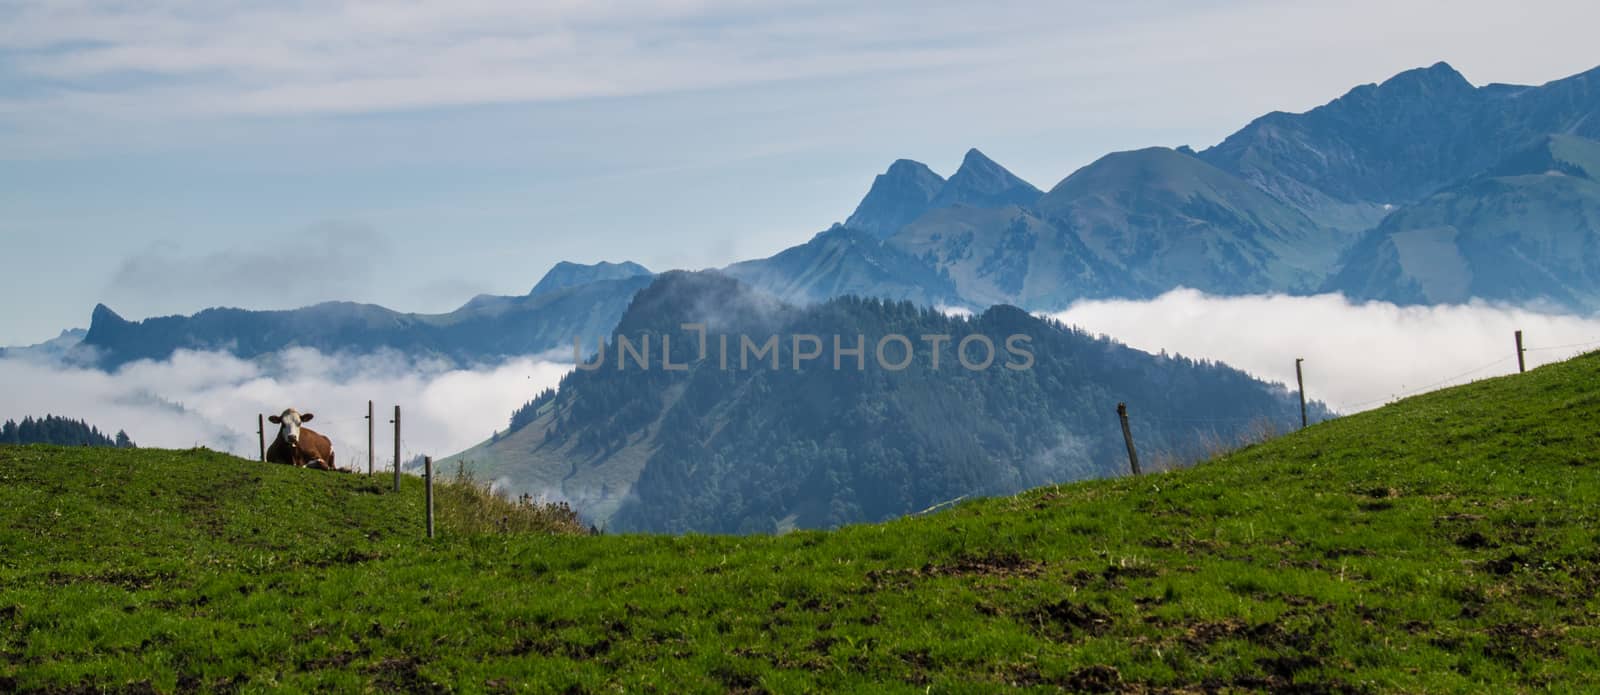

1198,671,1369,695
1025,599,1113,640
1066,562,1162,589
1454,531,1496,549
1484,553,1532,575
300,647,370,671
1258,653,1323,680
304,548,382,568
1181,619,1281,648
44,569,177,590
864,551,1044,588
500,634,614,661
710,661,766,694
732,645,829,674
1323,547,1376,560
1098,563,1160,583
895,648,935,685
1483,622,1563,667
1152,613,1327,652
1434,513,1487,525
1062,664,1123,692
366,656,448,694
940,552,1044,576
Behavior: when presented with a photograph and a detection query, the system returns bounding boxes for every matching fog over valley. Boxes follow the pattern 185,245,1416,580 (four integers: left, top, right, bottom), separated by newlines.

1051,290,1600,412
0,348,570,465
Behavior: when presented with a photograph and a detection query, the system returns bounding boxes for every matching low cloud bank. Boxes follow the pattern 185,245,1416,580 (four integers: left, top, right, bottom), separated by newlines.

1050,289,1600,412
0,348,571,466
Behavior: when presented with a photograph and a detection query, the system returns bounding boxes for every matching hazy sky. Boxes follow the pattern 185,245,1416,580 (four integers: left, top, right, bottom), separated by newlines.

3,0,1599,345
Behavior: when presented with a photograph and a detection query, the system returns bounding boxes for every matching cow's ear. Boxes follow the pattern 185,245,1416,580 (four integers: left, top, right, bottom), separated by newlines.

300,413,314,423
268,415,282,424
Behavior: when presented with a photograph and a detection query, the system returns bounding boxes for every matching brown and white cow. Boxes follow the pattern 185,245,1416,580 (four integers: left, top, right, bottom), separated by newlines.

266,408,337,471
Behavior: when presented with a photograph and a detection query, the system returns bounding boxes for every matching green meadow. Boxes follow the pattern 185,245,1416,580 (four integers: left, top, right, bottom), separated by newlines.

4,352,1600,692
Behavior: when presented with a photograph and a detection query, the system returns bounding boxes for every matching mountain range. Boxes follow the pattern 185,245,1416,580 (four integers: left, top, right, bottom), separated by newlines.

731,62,1600,311
56,61,1600,369
77,264,653,368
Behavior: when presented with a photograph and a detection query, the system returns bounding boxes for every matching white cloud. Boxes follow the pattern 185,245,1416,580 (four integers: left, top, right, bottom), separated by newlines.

0,0,1041,119
0,348,572,467
1,0,1594,131
1049,289,1600,413
105,221,390,313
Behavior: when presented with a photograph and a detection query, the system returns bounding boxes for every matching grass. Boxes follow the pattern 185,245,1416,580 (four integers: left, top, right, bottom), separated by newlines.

3,352,1600,692
436,462,589,537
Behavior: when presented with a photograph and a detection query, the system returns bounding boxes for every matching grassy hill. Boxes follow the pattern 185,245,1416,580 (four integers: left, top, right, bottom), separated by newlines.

5,351,1600,692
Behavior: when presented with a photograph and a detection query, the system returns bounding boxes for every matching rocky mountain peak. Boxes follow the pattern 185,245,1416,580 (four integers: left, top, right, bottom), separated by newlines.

844,158,947,238
930,148,1042,209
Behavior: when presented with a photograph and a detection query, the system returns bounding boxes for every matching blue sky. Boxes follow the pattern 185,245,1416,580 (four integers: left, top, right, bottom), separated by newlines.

2,0,1598,345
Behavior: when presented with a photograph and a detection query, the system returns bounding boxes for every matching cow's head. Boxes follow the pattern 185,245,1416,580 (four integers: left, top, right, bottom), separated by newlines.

268,408,314,446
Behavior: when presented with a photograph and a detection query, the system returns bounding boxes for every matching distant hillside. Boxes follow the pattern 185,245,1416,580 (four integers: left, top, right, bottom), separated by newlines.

0,328,85,362
886,204,1123,308
722,225,965,308
529,260,651,296
1031,146,1349,295
1328,134,1600,309
449,271,1321,532
1201,62,1600,232
6,350,1599,691
79,263,652,368
0,415,133,448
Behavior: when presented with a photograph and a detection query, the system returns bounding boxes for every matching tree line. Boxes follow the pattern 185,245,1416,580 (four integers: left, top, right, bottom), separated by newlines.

1,415,135,448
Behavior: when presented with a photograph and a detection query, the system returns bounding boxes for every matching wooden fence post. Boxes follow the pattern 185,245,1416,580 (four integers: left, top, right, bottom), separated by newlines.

1515,330,1526,373
257,414,266,462
1117,402,1141,476
424,455,434,539
391,405,402,492
1295,358,1307,429
366,400,374,476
